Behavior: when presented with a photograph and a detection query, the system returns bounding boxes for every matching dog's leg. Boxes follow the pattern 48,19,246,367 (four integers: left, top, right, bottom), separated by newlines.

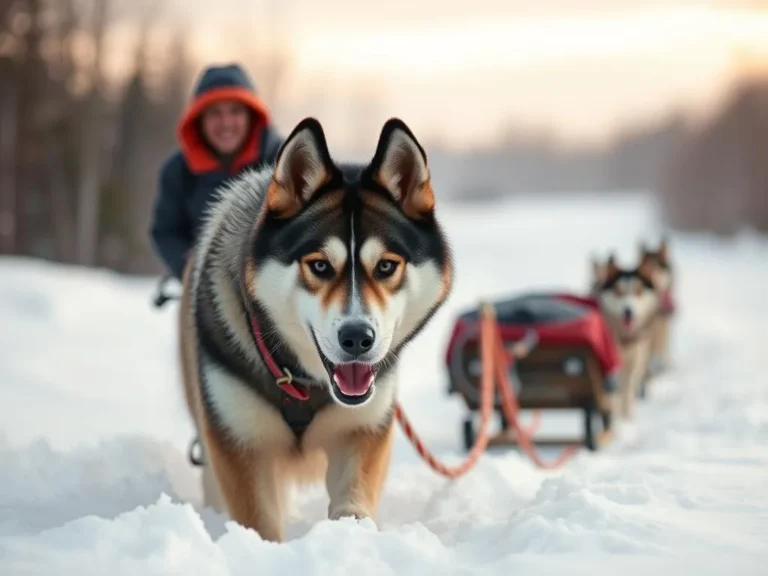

650,316,665,375
202,426,287,542
325,420,394,522
200,445,227,514
618,358,634,419
624,368,638,419
648,317,660,376
625,341,651,418
659,316,671,368
202,465,226,512
625,355,644,419
621,379,633,418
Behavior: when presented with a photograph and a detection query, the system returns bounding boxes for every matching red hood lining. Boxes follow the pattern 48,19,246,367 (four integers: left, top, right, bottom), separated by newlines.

177,86,271,174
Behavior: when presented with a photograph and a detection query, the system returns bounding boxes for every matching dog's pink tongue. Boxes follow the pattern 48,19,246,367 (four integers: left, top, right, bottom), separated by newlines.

333,363,374,396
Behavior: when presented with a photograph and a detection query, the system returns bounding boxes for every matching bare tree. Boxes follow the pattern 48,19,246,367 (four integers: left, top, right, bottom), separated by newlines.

659,76,768,235
75,0,110,266
0,60,17,254
11,0,47,256
0,0,194,271
0,1,16,252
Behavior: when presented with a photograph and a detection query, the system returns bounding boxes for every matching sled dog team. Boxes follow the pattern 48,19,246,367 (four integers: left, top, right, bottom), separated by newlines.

590,238,676,420
156,70,675,542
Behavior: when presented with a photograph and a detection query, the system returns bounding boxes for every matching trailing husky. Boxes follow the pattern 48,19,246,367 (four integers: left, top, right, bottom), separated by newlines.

638,238,675,375
178,117,453,542
594,255,659,418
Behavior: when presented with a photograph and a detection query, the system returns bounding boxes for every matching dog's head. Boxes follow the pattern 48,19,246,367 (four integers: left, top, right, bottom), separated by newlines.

638,237,673,294
595,254,659,340
246,118,453,407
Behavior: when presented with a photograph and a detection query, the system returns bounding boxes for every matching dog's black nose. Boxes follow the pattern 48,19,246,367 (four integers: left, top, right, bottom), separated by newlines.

338,322,376,357
623,307,633,323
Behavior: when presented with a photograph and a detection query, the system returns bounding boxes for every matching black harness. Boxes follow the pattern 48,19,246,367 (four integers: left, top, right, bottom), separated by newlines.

188,381,331,467
188,319,332,467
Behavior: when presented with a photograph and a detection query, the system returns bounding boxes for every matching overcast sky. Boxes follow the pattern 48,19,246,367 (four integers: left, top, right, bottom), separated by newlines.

156,0,768,151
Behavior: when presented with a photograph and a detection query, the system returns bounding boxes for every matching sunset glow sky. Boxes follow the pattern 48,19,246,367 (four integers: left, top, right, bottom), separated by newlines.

157,0,768,151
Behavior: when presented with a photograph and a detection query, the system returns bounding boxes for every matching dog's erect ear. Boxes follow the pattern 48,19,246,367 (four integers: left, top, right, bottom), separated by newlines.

658,235,669,262
591,255,606,282
638,242,653,268
606,253,620,278
268,118,335,218
637,258,657,289
369,118,434,219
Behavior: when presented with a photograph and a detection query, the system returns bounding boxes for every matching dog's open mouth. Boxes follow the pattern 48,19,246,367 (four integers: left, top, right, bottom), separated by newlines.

312,332,377,405
622,309,634,330
321,359,376,406
332,363,374,396
330,363,375,404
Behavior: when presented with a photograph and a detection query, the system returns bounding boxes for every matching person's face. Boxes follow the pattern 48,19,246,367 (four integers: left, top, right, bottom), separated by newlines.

200,100,251,155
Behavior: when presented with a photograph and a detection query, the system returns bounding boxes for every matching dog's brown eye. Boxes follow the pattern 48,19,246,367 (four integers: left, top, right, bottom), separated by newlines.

375,259,398,280
308,259,334,279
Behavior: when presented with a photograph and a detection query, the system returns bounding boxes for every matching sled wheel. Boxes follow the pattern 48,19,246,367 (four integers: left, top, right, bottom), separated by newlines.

584,404,597,452
463,417,475,452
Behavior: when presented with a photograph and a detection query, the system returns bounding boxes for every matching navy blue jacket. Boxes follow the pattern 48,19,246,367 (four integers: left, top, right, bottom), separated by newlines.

150,64,283,279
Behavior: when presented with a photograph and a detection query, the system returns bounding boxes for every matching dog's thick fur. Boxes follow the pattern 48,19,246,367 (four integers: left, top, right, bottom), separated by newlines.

177,117,453,541
595,254,659,418
638,238,674,374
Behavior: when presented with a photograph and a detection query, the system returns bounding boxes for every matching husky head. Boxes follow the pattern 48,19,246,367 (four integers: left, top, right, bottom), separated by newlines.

638,237,673,294
595,254,659,341
246,118,453,407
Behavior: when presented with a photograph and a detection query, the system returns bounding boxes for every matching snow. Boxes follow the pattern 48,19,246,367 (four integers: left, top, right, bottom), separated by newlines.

2,192,767,574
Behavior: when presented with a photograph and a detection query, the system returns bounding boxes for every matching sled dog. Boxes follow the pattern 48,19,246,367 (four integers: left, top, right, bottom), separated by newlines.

177,117,453,542
638,238,675,375
595,254,659,418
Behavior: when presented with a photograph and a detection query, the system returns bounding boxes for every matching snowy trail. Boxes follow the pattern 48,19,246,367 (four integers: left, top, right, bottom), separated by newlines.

1,193,767,574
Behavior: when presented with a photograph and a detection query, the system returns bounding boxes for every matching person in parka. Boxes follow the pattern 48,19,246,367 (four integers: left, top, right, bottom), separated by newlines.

150,64,283,281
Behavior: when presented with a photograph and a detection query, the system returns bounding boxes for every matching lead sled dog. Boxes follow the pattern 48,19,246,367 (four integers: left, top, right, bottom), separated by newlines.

177,117,453,542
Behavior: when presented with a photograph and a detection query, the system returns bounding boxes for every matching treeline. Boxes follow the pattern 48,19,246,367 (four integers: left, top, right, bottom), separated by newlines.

0,0,192,274
659,77,768,235
1,1,765,279
426,74,768,239
426,116,688,202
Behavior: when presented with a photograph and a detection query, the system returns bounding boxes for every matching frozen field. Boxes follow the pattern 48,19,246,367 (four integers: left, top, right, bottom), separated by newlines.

1,192,767,575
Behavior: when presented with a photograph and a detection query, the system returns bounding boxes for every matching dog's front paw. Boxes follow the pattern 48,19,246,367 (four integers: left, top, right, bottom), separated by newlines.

329,503,371,522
